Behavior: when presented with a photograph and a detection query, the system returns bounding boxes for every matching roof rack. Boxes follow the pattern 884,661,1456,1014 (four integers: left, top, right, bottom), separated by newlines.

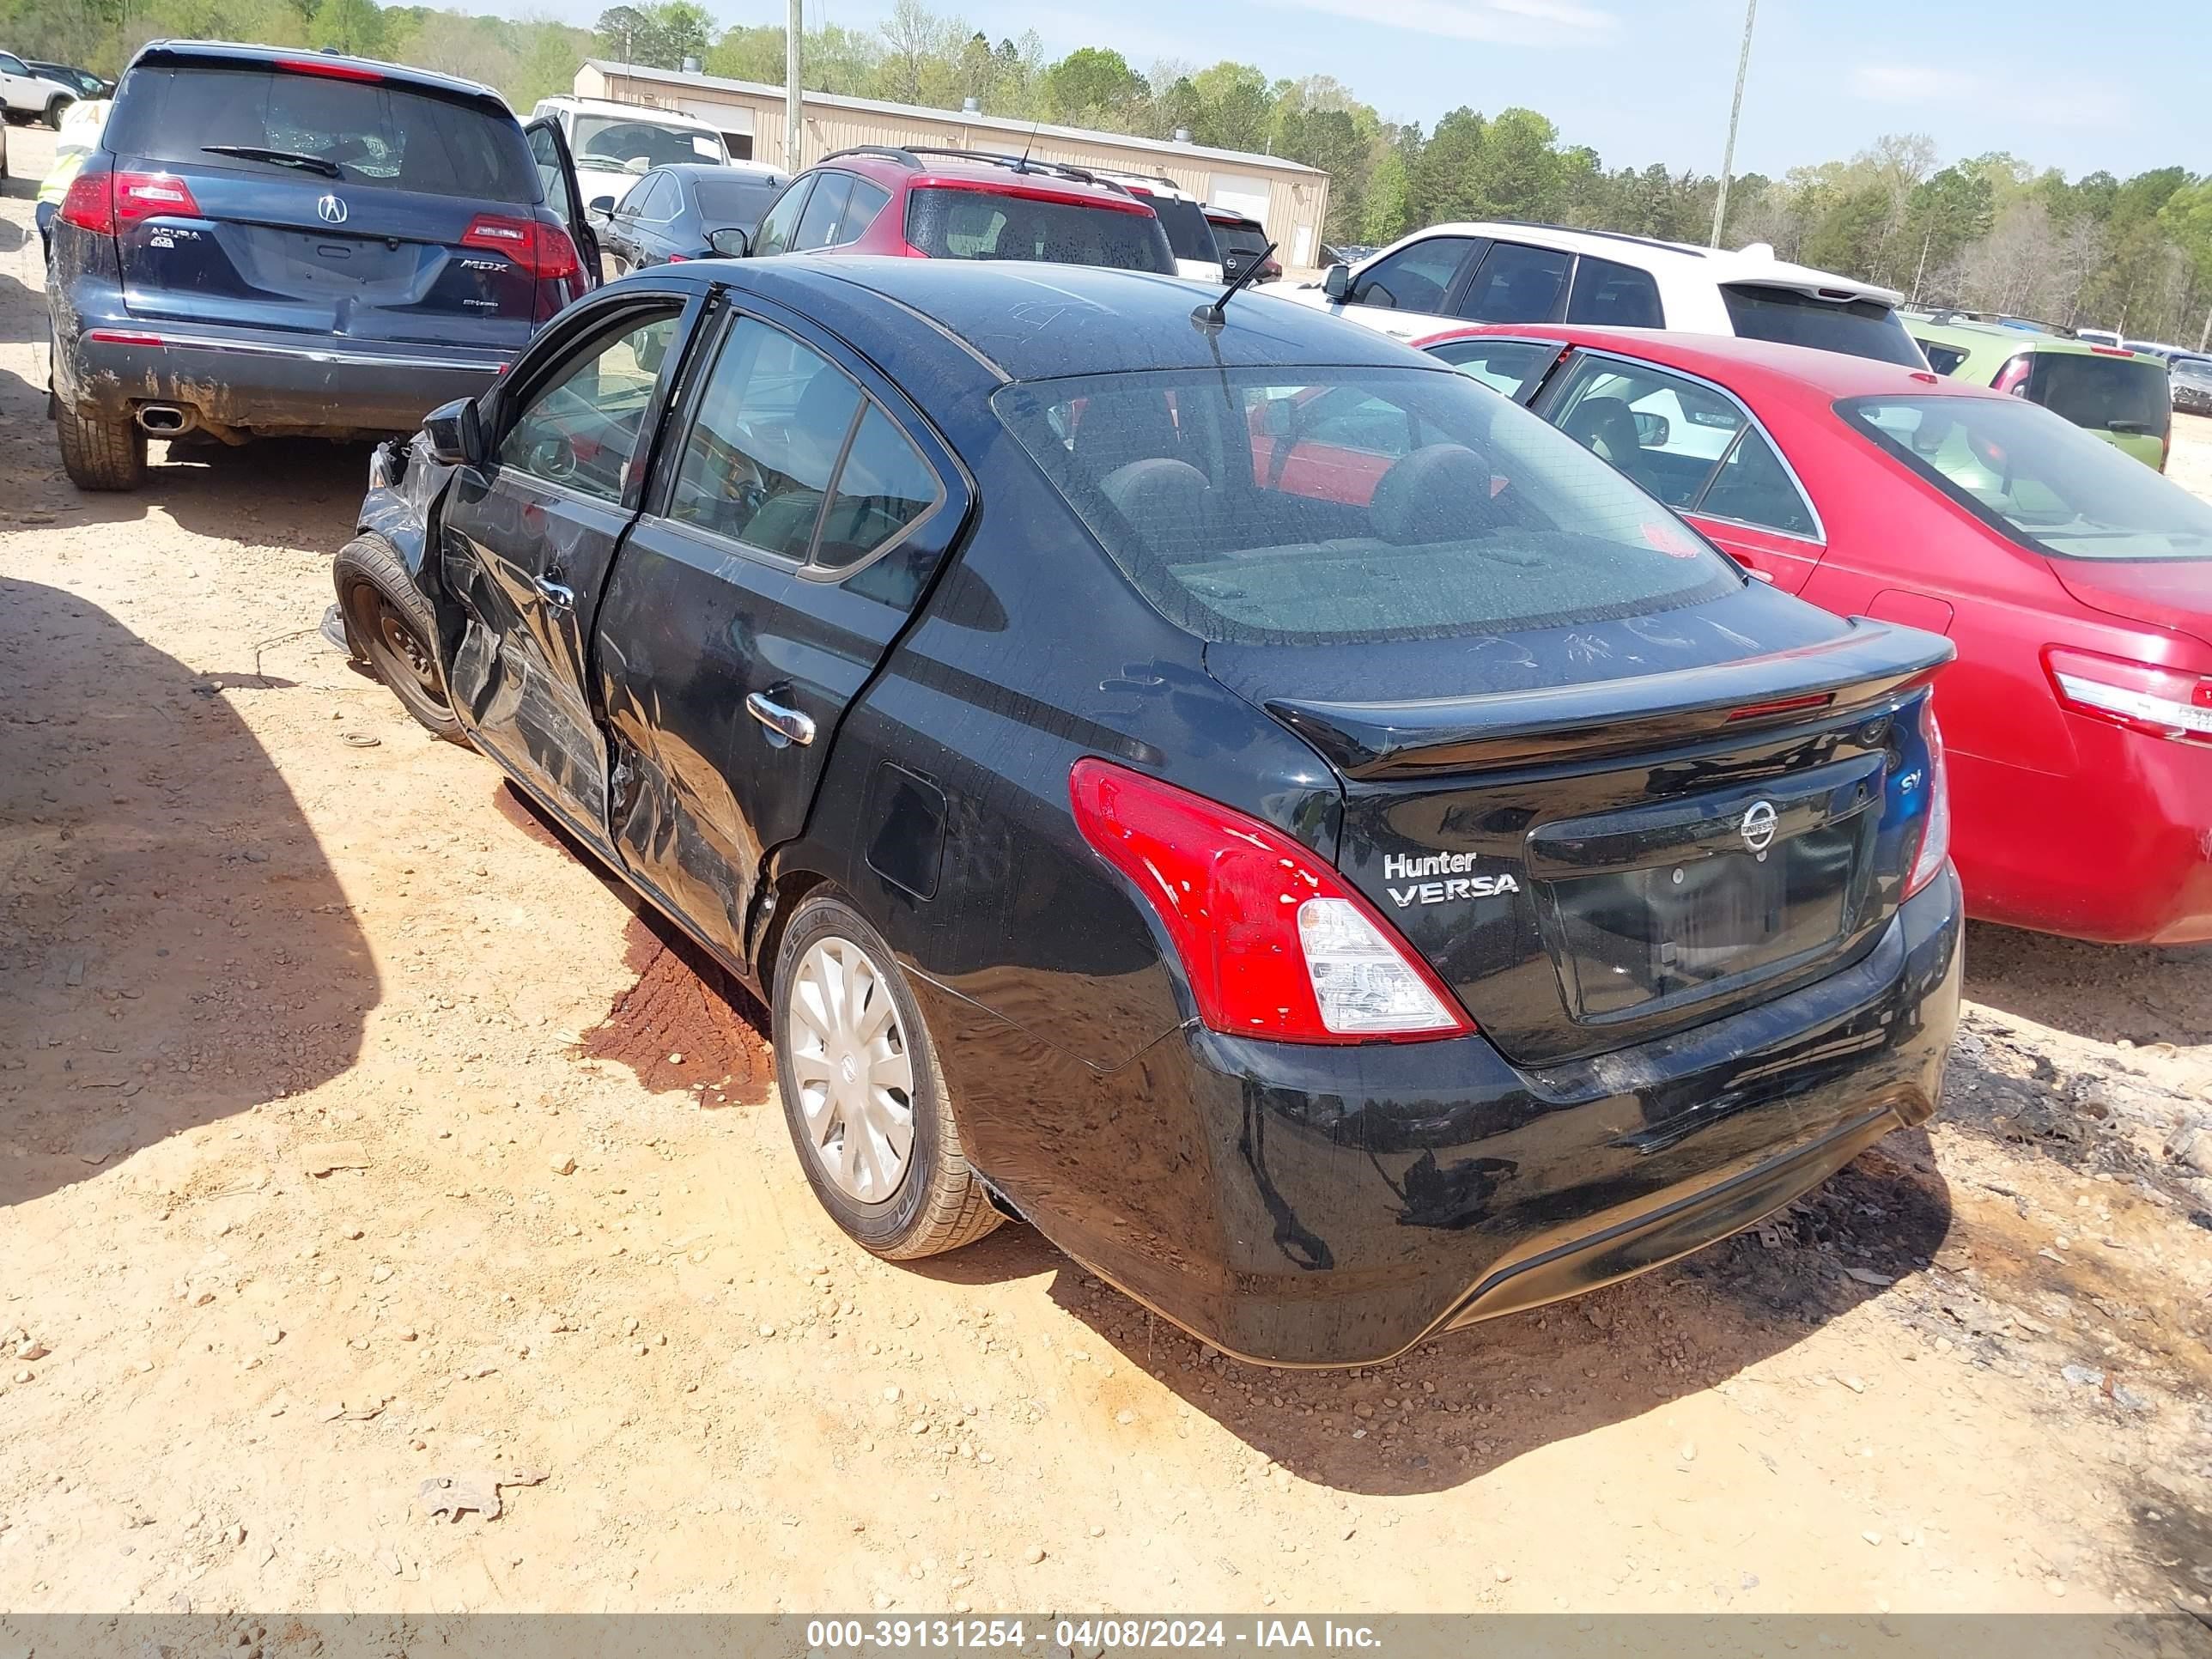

817,144,1129,193
1486,219,1709,259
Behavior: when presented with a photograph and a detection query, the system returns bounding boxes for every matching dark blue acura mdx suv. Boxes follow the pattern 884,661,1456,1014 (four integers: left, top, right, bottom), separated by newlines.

339,257,1963,1368
46,41,600,490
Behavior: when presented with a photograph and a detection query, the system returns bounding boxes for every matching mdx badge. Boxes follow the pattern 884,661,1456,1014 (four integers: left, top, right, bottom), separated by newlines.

1740,799,1778,854
1382,850,1521,909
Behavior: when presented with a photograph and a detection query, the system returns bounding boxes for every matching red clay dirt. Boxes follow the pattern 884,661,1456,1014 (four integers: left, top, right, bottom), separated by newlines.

576,915,775,1106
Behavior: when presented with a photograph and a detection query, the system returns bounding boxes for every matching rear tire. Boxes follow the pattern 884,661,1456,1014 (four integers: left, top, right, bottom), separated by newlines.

56,403,146,491
772,893,1002,1261
332,533,466,744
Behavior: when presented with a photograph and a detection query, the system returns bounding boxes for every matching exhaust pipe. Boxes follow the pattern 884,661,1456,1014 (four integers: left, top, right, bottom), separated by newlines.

136,404,191,434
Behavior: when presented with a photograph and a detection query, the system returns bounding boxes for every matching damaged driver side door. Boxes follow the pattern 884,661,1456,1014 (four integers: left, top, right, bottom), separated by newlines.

439,293,696,845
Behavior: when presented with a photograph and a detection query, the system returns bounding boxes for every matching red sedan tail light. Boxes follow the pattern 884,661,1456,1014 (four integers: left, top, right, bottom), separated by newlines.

1069,760,1473,1044
2044,647,2212,743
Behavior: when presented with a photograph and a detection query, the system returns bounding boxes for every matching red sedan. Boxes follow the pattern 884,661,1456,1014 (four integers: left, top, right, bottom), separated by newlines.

1409,322,2212,945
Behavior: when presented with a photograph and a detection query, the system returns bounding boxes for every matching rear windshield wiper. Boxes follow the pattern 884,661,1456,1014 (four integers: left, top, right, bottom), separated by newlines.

202,144,343,179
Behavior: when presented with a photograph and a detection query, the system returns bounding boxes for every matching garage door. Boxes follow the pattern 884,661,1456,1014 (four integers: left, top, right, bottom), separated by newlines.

1208,172,1271,226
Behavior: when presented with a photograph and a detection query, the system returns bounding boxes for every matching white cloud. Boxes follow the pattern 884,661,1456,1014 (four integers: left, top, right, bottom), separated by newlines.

1848,63,1984,103
1273,0,1615,42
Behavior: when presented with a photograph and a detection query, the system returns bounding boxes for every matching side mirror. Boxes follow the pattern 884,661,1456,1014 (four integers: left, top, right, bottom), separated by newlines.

1632,411,1671,448
589,193,617,214
708,226,751,258
422,397,485,468
586,205,613,228
1251,397,1295,438
1322,262,1352,302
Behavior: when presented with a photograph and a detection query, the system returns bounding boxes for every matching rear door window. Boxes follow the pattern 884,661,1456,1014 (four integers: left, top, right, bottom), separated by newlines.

815,406,943,571
1566,255,1664,328
665,316,862,561
902,187,1175,272
1692,428,1819,538
1348,236,1480,313
105,64,536,201
1455,241,1571,324
1721,283,1924,366
1540,353,1747,508
1915,339,1970,375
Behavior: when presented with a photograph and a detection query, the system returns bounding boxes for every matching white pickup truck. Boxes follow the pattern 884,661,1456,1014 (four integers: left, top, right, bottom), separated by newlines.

0,51,76,127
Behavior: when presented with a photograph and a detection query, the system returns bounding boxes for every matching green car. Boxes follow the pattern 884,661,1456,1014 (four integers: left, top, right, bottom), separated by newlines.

1905,317,2172,470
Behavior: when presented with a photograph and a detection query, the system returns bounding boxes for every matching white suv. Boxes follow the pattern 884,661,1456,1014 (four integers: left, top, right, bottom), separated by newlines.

1087,169,1224,282
1285,222,1926,366
0,50,74,127
530,94,732,214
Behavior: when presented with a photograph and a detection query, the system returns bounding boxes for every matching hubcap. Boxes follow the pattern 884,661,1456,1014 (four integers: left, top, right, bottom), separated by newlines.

787,936,915,1203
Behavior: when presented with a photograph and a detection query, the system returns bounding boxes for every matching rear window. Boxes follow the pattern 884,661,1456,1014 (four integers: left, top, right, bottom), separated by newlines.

1138,194,1220,264
1916,340,1970,375
1213,222,1267,258
2027,352,2171,440
106,64,536,202
1722,284,1925,367
903,187,1175,273
693,173,785,227
1844,394,2212,562
994,366,1739,646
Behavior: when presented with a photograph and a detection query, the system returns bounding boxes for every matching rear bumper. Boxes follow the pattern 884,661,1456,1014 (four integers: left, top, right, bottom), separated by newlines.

55,317,507,436
933,872,1961,1369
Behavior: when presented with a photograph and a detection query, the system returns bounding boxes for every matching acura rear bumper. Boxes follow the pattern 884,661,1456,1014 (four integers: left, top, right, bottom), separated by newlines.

925,871,1961,1368
58,322,507,437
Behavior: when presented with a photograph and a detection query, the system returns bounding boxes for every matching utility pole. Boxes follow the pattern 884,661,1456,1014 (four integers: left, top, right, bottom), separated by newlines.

785,0,803,173
1709,0,1758,249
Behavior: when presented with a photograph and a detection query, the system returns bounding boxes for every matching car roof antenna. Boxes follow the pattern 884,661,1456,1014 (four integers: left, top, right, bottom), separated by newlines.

1194,241,1277,330
1017,119,1039,173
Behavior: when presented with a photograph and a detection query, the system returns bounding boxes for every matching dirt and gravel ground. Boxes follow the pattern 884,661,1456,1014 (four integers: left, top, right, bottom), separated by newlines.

3,125,2211,1618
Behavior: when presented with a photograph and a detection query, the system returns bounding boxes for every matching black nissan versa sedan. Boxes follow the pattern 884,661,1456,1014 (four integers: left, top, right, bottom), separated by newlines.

335,257,1962,1368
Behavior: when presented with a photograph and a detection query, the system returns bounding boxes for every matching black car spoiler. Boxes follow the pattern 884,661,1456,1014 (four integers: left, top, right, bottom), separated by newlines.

1265,618,1955,780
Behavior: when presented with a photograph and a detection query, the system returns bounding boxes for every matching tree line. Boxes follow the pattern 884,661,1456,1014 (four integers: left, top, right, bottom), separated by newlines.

6,0,2208,343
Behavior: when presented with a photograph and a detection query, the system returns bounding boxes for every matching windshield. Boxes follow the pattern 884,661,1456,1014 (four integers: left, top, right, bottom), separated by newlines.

105,64,537,200
1723,284,1925,367
1843,394,2212,562
693,173,784,228
572,114,726,173
902,187,1175,272
995,365,1741,645
2028,352,2172,439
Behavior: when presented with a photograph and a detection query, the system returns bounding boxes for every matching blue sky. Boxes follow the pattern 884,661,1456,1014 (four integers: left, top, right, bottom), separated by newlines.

547,0,2211,180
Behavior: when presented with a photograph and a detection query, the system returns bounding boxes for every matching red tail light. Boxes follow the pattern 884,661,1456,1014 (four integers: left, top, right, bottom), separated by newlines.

1068,760,1474,1044
59,172,113,234
462,215,580,281
2045,646,2212,743
1905,702,1950,898
116,172,202,223
64,172,202,233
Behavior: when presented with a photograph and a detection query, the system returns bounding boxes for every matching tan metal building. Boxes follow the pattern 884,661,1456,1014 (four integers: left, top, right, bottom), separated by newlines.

574,60,1333,267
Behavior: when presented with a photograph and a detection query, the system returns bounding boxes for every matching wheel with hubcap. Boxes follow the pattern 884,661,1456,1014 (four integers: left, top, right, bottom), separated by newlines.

772,893,1001,1259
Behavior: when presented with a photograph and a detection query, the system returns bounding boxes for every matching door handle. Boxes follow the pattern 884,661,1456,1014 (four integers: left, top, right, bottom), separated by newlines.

746,690,815,748
534,574,576,609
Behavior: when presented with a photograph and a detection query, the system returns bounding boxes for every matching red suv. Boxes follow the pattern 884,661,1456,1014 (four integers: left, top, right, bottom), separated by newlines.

742,146,1176,272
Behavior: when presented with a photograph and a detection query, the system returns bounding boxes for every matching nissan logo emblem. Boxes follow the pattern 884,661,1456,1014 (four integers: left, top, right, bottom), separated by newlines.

1740,799,1778,855
316,193,348,225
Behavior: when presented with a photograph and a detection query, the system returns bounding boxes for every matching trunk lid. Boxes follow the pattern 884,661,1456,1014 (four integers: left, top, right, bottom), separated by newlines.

1209,592,1952,1066
102,54,548,349
2045,558,2212,647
